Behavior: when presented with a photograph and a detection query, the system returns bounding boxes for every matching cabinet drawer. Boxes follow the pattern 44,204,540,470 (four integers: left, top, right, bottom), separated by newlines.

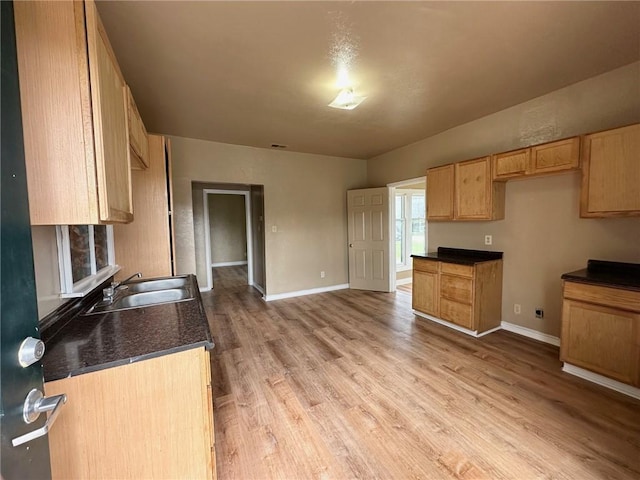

440,262,474,278
440,299,473,329
440,275,473,304
563,281,640,313
413,259,439,273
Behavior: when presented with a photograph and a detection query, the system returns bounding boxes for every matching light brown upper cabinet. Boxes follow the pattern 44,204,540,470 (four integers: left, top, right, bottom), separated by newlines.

492,137,580,181
455,157,505,221
427,158,504,221
14,0,133,225
426,164,454,220
127,87,150,170
580,124,640,218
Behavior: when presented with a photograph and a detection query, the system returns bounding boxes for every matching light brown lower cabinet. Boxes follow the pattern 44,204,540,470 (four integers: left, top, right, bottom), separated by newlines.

44,348,216,480
412,258,503,334
561,281,640,387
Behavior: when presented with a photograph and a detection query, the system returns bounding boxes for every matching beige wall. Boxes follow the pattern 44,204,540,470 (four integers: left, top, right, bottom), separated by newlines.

208,194,247,264
171,137,368,295
367,61,640,337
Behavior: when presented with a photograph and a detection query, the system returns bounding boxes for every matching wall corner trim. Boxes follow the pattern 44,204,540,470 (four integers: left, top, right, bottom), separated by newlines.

562,363,640,400
264,283,349,301
500,321,561,346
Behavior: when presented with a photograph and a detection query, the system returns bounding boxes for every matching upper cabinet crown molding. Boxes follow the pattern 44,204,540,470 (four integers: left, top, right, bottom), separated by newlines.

580,123,640,218
14,0,133,225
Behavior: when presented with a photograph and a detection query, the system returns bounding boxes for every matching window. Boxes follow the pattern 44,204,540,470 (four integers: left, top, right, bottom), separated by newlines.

395,190,427,269
56,225,118,297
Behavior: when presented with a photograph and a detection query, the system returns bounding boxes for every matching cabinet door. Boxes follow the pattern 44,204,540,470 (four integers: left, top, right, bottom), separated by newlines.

413,270,439,316
426,165,454,220
561,299,640,386
455,157,493,220
127,86,149,170
580,124,640,217
531,137,580,175
45,348,214,479
85,1,133,223
492,149,529,180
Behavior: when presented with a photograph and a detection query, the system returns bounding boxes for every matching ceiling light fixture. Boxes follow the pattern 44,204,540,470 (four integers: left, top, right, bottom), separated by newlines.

328,88,366,110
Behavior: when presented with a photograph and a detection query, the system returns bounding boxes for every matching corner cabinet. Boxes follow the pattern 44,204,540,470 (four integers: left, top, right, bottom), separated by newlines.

580,124,640,218
114,135,174,280
14,0,133,225
44,348,216,479
561,281,640,387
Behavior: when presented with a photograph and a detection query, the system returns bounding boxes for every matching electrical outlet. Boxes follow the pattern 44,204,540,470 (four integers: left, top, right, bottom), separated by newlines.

535,308,544,318
271,225,277,233
484,235,492,245
514,304,521,314
320,271,325,278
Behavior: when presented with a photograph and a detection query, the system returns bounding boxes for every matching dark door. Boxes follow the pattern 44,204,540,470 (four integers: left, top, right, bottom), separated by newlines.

1,1,52,478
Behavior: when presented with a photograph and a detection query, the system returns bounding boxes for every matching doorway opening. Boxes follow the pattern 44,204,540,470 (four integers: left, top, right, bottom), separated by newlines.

388,176,427,294
204,189,251,291
191,182,266,294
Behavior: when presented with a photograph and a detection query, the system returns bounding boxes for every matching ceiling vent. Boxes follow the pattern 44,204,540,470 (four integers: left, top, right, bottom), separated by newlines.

270,144,288,149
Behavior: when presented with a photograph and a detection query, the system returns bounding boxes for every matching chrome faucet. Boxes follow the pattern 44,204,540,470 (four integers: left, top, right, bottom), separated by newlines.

113,272,142,289
102,272,142,302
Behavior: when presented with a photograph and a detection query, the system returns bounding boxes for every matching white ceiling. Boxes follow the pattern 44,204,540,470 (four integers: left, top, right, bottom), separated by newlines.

97,1,640,160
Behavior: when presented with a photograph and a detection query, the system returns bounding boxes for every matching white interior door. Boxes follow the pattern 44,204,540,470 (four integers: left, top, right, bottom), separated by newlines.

347,187,393,292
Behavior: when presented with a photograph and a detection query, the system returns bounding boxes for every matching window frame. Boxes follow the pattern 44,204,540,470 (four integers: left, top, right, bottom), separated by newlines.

395,189,427,271
56,225,120,297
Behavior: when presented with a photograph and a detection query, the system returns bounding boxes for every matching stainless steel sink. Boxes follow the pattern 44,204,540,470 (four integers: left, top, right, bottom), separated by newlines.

125,277,189,293
112,289,192,308
85,276,195,314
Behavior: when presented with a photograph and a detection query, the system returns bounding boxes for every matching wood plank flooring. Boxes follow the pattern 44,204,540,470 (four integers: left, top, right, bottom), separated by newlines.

202,272,640,479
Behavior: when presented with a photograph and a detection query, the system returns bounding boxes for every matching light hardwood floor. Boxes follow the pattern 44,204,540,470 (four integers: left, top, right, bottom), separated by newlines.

202,269,640,479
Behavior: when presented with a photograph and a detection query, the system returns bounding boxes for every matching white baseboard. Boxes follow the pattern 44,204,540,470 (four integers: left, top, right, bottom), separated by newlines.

264,284,349,302
199,287,210,293
562,363,640,400
395,277,412,286
500,321,561,346
413,310,500,338
211,261,247,267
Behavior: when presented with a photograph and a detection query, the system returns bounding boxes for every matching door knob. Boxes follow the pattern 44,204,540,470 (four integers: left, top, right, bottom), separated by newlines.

11,389,67,447
349,243,353,247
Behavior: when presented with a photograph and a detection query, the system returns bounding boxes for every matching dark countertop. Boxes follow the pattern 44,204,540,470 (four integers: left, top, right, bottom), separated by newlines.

411,247,503,265
561,259,640,292
42,274,214,382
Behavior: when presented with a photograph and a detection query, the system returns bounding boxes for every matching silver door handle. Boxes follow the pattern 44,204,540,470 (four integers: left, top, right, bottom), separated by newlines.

12,389,67,447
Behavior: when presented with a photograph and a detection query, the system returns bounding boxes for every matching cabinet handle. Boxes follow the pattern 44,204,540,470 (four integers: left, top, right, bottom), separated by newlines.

11,389,67,447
